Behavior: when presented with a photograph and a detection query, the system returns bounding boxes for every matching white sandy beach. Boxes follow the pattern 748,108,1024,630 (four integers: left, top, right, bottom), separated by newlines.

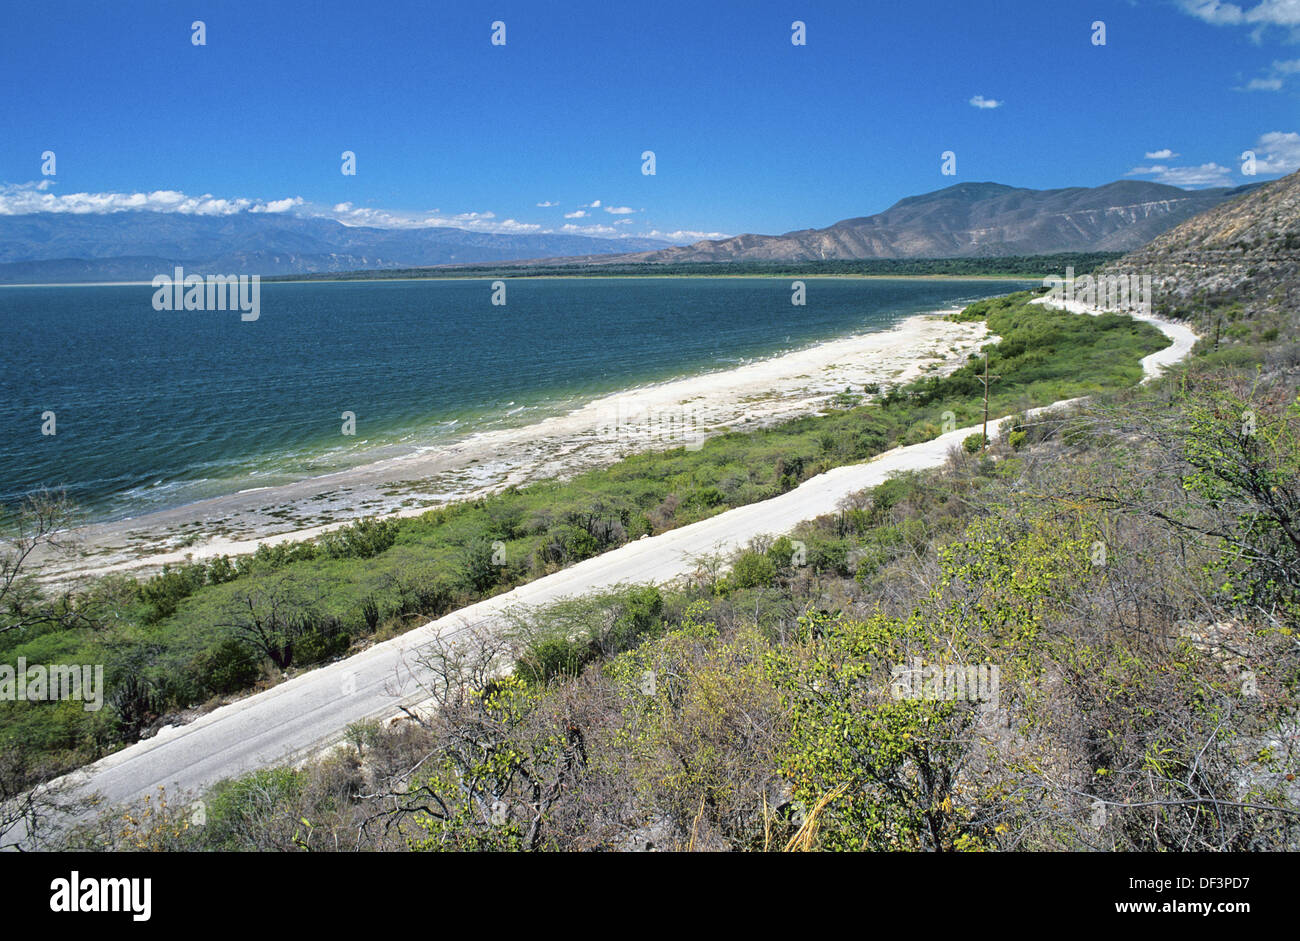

39,311,992,583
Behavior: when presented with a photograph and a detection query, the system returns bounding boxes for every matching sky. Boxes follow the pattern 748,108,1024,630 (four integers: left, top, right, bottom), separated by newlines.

1,0,1298,243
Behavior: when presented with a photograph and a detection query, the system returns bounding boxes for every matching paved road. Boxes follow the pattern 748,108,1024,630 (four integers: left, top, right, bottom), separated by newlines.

16,302,1194,843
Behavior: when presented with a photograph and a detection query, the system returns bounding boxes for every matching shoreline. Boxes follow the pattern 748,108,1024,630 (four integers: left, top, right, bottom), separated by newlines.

0,273,1043,288
39,309,993,583
260,273,1045,285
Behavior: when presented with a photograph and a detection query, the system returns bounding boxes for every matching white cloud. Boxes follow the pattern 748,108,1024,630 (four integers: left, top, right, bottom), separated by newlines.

325,204,432,227
0,183,299,216
969,95,1002,109
1250,129,1300,172
536,200,557,207
645,228,731,242
1178,1,1300,26
1125,162,1236,186
560,222,620,237
0,182,732,243
493,218,544,233
250,197,303,213
1237,58,1300,90
1179,1,1248,25
0,183,554,235
1144,148,1180,159
325,204,535,231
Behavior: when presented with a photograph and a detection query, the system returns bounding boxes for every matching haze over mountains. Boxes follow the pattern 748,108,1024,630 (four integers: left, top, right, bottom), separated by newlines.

0,213,672,283
0,178,1265,283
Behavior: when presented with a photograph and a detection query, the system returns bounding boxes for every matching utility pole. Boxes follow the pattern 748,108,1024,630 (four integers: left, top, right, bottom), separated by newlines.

979,351,1001,452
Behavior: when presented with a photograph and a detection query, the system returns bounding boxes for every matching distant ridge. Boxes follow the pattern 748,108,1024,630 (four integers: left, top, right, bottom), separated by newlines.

0,212,672,284
0,178,1271,284
562,179,1262,266
1098,168,1300,323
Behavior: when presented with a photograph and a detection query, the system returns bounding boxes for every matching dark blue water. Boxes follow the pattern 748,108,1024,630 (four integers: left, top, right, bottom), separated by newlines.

0,278,1029,522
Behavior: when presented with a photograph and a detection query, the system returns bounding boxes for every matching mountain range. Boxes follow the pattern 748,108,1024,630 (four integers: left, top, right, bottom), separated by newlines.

0,178,1267,283
0,213,671,283
582,180,1263,266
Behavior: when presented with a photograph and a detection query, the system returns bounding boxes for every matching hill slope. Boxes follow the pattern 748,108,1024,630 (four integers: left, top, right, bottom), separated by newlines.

1099,168,1300,328
590,179,1260,265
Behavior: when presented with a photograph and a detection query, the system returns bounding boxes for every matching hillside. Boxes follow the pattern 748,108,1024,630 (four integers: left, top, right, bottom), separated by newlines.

1099,168,1300,334
581,179,1260,265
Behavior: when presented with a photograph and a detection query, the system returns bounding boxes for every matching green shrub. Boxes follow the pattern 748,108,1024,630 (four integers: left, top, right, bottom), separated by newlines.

294,627,350,666
871,475,917,517
360,594,382,633
204,767,302,849
137,563,208,623
605,585,665,651
414,580,455,618
534,524,600,569
247,541,319,570
206,555,239,585
728,551,778,590
319,518,399,559
516,636,594,685
686,486,724,509
461,536,504,592
191,638,261,696
807,537,850,575
767,535,798,570
903,421,941,446
108,672,163,740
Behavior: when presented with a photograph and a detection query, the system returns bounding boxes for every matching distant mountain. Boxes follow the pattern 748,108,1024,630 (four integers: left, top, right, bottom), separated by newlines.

1098,169,1300,323
570,180,1262,266
0,179,1271,284
0,212,672,283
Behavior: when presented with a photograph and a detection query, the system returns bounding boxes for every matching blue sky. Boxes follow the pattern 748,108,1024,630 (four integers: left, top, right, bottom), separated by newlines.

1,0,1298,242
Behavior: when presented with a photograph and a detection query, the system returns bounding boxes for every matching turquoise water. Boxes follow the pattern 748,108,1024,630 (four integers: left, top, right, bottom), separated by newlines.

0,277,1029,522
